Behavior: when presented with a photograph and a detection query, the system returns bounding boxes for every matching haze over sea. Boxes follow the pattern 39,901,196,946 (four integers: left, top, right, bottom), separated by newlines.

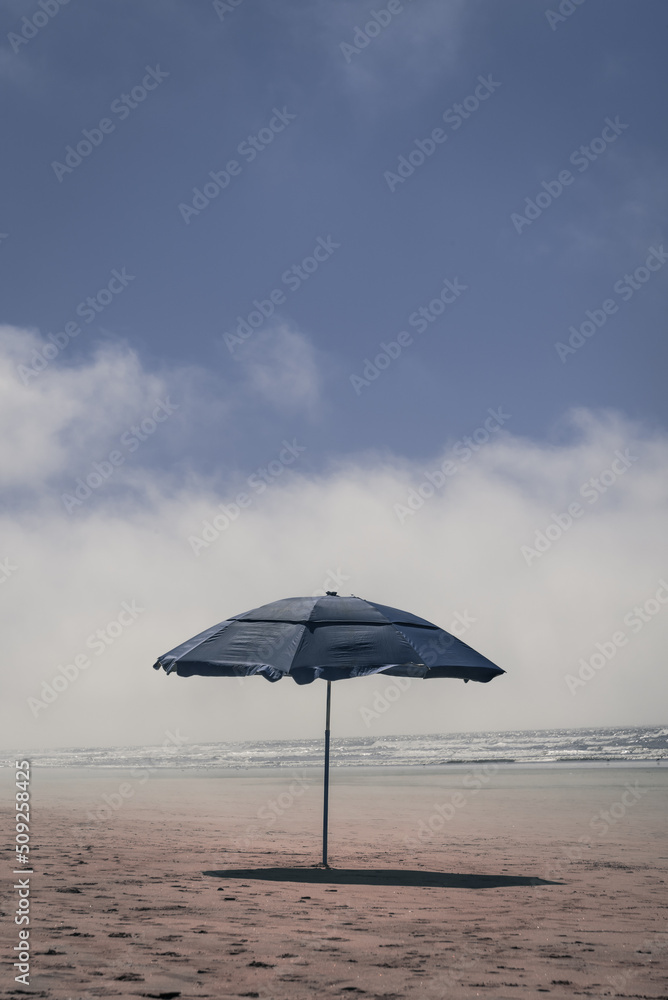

4,725,666,770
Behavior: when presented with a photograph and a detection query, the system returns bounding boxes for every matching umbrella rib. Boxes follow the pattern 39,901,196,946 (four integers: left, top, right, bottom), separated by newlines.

235,617,439,628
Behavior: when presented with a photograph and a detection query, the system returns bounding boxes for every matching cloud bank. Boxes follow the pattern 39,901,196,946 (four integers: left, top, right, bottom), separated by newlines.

2,325,667,751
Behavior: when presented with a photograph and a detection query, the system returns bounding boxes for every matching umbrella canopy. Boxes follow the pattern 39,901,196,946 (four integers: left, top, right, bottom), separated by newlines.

152,593,504,685
153,593,504,867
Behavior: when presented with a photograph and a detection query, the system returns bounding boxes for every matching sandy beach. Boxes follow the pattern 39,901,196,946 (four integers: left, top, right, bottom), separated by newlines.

2,764,667,999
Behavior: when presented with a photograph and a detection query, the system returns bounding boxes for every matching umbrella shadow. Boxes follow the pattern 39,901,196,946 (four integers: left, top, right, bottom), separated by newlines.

203,867,562,888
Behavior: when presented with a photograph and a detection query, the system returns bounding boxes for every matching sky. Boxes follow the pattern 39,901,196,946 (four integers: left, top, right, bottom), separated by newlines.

1,0,667,751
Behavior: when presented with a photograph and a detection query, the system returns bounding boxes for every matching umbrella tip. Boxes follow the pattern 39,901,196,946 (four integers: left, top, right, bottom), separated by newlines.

326,591,337,596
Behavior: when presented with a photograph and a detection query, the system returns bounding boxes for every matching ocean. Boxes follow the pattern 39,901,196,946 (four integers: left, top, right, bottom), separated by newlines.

2,725,667,770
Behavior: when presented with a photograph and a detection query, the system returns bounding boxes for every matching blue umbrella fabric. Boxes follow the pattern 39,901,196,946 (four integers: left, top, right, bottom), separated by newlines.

152,593,504,685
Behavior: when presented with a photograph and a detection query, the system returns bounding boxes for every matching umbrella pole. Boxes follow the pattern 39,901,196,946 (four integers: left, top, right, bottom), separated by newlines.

322,679,332,868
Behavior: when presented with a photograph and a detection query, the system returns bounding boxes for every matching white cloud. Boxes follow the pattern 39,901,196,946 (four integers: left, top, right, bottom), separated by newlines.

1,326,667,751
0,325,168,491
239,323,322,414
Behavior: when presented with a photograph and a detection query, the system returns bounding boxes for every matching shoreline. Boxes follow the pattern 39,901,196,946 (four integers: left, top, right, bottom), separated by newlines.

2,756,665,775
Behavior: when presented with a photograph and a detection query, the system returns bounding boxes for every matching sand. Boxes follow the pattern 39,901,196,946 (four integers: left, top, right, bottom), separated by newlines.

2,764,667,999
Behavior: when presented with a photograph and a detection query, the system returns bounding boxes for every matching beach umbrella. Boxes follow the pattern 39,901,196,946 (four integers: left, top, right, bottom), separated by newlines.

152,592,504,866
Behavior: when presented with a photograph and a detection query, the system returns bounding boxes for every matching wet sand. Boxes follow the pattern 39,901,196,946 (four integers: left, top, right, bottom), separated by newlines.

1,764,667,999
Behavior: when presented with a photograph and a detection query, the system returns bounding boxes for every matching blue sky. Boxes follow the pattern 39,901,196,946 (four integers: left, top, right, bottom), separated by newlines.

2,0,666,465
1,0,667,748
